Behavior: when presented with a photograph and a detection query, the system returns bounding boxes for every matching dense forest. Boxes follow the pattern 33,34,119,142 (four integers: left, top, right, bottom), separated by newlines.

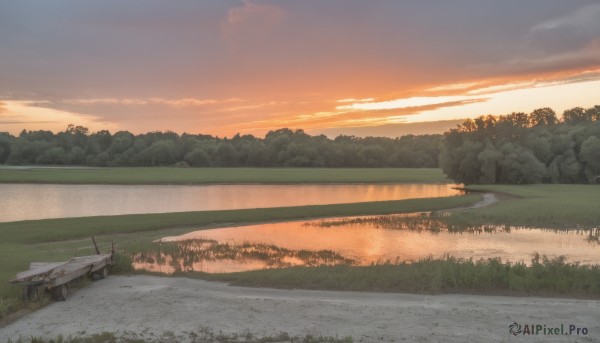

441,106,600,184
0,127,442,168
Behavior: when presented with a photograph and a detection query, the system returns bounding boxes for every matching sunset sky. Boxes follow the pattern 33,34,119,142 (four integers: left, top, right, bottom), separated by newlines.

1,1,599,137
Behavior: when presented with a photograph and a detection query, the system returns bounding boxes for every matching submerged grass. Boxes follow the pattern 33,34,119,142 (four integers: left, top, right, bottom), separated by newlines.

306,213,600,241
0,167,449,184
132,239,356,273
307,212,503,233
193,254,600,298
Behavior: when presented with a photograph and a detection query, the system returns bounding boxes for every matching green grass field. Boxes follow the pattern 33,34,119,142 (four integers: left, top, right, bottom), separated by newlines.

0,167,450,184
458,184,600,228
194,255,600,298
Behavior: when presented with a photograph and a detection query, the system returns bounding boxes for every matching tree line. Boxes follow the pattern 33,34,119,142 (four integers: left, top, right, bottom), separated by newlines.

440,106,600,184
0,127,442,168
2,105,598,184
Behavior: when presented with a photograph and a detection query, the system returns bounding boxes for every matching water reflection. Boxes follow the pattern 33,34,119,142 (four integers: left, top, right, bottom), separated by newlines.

133,215,600,274
0,183,461,222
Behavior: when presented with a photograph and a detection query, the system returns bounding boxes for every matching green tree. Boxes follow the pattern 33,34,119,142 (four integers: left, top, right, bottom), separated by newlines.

477,144,502,183
580,136,600,183
498,143,546,184
0,132,12,163
530,108,557,126
562,107,588,124
215,142,238,166
35,147,68,165
184,148,211,167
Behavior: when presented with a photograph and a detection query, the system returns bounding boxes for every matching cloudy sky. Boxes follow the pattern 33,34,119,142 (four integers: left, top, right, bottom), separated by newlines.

1,1,599,137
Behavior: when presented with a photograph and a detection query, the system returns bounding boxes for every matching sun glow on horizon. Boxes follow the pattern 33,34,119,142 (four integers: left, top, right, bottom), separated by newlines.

2,68,600,137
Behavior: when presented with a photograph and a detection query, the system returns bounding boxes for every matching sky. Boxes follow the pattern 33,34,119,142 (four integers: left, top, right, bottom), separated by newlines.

1,1,599,138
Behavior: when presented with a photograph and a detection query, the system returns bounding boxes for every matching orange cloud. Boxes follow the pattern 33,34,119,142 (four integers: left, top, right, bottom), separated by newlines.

212,99,487,136
58,97,243,107
5,65,600,138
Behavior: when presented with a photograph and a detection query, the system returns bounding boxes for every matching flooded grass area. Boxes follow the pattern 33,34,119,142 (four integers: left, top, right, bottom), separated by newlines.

132,214,600,274
133,238,355,274
308,213,600,243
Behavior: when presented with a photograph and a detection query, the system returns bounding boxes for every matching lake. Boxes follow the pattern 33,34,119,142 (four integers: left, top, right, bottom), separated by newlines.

132,214,600,273
0,183,461,222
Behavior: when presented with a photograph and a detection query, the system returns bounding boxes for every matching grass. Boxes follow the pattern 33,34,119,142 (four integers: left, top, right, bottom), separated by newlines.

6,330,353,343
133,238,356,273
306,212,503,233
457,184,600,228
0,195,479,244
192,254,600,298
0,167,450,184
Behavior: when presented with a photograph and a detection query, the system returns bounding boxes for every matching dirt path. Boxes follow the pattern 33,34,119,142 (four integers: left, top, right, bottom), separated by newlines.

1,275,598,342
445,192,498,212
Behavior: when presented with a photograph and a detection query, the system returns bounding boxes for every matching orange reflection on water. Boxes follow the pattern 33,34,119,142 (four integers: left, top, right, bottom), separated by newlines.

151,216,600,273
1,183,462,222
133,253,270,274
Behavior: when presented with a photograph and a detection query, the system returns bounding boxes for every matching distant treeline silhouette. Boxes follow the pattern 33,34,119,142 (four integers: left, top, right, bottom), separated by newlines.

1,105,599,184
441,106,600,184
0,127,442,168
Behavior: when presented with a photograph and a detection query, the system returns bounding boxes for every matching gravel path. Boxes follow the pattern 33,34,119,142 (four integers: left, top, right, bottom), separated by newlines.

1,275,598,342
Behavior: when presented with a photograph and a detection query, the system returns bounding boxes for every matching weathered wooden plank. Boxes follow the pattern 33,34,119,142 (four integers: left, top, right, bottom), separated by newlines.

11,253,113,286
12,262,67,282
90,258,110,273
48,255,111,278
30,262,53,269
48,265,91,287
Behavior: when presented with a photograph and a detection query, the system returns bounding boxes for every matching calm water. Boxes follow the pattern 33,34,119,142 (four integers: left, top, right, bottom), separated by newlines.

0,183,460,222
132,214,600,273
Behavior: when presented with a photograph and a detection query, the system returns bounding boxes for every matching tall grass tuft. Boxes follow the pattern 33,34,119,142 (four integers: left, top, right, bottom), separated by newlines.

195,255,600,298
132,239,356,273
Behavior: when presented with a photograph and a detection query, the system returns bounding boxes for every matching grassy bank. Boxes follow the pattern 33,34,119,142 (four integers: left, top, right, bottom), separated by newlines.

0,195,478,244
193,255,600,298
0,167,450,184
457,184,600,228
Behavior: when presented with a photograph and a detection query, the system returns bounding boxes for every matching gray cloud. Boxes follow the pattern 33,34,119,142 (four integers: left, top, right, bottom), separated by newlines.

1,1,597,99
0,1,598,135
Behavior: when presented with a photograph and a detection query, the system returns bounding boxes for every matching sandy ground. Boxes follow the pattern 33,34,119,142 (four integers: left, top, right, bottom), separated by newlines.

1,275,599,342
